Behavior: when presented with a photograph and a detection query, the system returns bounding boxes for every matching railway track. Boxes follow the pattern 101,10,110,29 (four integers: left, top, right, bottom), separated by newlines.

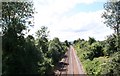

56,46,86,76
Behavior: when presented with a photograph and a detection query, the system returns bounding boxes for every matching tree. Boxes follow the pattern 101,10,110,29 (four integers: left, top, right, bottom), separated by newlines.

102,0,120,51
103,34,117,56
1,2,40,75
64,40,69,47
35,26,55,75
88,37,96,45
36,26,49,39
35,26,49,54
47,37,64,65
2,2,34,35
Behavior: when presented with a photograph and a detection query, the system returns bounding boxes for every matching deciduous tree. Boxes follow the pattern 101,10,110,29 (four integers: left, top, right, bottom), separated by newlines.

102,0,120,51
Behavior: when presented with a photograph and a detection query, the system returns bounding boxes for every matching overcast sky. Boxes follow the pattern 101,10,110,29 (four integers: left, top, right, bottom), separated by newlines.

28,0,114,42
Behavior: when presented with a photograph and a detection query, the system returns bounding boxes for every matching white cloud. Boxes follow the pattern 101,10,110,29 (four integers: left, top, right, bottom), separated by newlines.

28,0,113,42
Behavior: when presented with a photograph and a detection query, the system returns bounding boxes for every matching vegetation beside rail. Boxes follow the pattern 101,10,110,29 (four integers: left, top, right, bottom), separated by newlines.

73,1,120,76
2,2,69,76
1,0,120,76
74,37,120,76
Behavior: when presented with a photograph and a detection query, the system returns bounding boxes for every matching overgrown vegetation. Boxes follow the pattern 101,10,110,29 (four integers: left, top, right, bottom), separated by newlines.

2,2,67,76
74,36,120,76
1,0,120,76
74,0,120,76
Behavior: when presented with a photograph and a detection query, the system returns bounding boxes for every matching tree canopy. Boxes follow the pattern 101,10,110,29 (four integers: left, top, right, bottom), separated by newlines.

102,0,120,51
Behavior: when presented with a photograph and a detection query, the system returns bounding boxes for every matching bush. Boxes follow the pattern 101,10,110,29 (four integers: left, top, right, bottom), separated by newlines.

99,52,120,76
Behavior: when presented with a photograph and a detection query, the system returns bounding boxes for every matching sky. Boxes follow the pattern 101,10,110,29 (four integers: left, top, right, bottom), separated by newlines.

28,0,114,42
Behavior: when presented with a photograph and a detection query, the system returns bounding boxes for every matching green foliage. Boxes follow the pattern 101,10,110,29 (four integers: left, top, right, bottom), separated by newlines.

2,2,34,34
47,37,65,65
2,2,68,75
64,40,70,47
103,34,117,56
90,42,103,57
75,38,103,60
83,58,102,75
36,26,49,39
2,2,37,75
100,52,120,76
88,37,96,45
102,0,120,51
74,36,120,76
102,1,120,29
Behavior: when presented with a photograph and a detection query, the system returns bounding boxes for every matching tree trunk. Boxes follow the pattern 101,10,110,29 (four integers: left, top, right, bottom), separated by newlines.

116,24,120,51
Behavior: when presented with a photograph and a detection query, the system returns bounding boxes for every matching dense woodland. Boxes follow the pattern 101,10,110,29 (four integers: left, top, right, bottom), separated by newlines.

74,0,120,76
2,2,68,76
1,0,120,76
